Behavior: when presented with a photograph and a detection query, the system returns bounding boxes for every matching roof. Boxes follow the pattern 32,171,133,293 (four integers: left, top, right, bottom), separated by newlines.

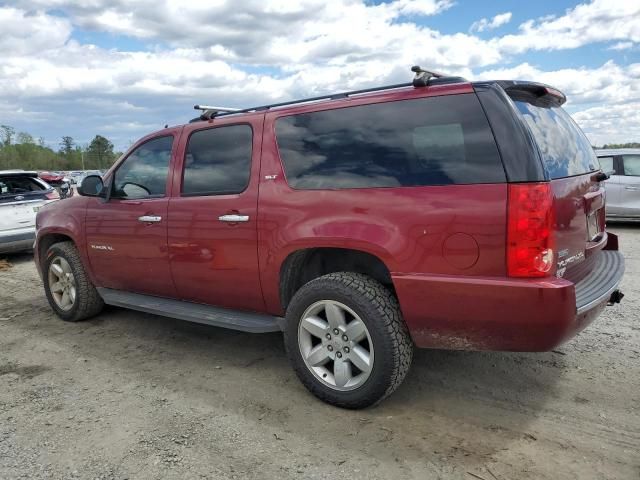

595,149,640,156
0,170,38,177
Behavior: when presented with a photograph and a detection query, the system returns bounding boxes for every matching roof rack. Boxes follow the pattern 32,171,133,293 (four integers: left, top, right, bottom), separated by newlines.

190,66,466,123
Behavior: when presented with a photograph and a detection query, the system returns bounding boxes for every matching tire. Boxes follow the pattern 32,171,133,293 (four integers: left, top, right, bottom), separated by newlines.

43,241,104,322
284,272,413,409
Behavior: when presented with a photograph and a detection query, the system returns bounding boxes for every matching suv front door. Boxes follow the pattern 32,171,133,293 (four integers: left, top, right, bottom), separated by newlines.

86,131,180,297
619,154,640,218
167,116,265,312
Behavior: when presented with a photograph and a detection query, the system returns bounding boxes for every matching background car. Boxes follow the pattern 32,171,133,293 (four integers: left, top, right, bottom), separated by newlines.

38,171,73,199
0,170,59,254
596,149,640,221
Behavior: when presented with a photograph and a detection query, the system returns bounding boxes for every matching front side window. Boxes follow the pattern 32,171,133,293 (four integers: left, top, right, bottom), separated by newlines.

622,155,640,176
275,93,505,190
182,125,253,196
597,156,614,174
113,136,173,199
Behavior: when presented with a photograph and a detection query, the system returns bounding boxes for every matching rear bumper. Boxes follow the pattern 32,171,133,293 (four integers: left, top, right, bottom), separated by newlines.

0,228,35,254
393,243,624,352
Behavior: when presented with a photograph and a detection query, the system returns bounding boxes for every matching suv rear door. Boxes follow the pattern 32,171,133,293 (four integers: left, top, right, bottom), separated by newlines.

85,131,180,297
167,114,265,312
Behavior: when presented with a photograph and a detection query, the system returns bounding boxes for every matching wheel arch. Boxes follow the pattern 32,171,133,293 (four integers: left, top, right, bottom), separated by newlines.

279,247,395,311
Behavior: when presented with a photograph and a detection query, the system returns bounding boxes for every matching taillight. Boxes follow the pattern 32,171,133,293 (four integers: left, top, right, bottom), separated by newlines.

507,183,555,277
45,190,60,200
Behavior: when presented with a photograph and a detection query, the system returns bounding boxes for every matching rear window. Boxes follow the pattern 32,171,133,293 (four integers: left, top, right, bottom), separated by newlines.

0,176,45,196
514,102,598,179
275,94,505,189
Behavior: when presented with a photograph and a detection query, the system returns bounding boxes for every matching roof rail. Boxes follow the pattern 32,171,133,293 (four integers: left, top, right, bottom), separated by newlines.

190,66,466,123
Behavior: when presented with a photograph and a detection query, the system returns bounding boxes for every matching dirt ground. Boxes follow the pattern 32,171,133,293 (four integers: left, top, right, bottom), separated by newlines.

0,226,638,480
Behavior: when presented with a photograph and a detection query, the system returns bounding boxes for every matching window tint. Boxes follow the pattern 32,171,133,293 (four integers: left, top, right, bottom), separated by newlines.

275,94,504,189
113,136,173,199
182,125,252,195
597,156,614,174
623,155,640,176
514,101,598,179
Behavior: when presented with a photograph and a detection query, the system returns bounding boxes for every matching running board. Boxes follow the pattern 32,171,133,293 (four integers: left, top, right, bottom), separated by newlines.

97,288,284,333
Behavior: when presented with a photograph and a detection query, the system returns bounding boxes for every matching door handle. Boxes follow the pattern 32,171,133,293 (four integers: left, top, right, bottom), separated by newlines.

218,214,250,223
624,186,640,191
138,215,162,223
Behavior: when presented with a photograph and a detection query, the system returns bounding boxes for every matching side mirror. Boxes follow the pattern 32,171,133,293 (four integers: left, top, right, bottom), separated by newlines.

78,175,104,197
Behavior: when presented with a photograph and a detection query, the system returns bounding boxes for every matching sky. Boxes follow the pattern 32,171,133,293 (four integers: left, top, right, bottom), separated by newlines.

0,0,639,151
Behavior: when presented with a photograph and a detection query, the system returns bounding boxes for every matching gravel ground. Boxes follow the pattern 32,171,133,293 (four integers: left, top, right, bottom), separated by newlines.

0,225,638,480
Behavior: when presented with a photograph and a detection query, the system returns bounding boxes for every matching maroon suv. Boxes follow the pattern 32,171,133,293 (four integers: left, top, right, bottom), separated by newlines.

35,68,624,408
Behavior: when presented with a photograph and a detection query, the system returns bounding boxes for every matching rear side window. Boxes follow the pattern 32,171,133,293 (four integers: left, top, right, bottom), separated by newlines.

0,176,45,196
182,125,252,196
275,94,505,189
622,155,640,176
514,102,598,179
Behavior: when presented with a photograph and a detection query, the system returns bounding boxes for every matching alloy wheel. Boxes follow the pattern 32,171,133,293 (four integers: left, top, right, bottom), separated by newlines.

298,300,374,391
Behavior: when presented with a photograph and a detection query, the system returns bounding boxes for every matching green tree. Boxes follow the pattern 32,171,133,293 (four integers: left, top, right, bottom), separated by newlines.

60,136,75,156
1,125,15,147
86,134,116,169
17,132,34,144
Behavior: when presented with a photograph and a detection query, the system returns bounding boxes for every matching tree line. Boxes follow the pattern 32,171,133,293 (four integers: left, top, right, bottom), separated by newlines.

0,125,121,172
598,142,640,149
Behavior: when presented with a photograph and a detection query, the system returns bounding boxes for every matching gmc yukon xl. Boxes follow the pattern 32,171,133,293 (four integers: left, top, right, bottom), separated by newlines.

35,68,624,408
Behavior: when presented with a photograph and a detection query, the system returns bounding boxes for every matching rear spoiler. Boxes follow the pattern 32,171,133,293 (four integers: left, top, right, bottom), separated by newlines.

497,81,566,107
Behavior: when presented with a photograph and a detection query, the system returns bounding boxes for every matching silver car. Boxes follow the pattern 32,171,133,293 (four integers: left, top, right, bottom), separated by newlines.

596,149,640,221
0,171,59,254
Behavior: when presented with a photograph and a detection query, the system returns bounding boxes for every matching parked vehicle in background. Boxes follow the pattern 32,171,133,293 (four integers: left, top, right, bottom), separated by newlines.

39,171,73,199
35,68,625,408
68,171,85,185
596,149,640,221
1,171,59,254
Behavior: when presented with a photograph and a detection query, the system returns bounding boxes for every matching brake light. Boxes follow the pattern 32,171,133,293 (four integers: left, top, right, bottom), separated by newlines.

507,183,555,277
45,190,60,200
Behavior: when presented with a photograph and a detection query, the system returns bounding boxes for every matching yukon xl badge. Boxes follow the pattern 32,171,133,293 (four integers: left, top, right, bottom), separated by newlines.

556,251,585,278
90,244,114,251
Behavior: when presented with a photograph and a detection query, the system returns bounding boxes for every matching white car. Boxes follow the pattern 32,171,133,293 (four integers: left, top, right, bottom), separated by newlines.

0,171,59,254
596,149,640,221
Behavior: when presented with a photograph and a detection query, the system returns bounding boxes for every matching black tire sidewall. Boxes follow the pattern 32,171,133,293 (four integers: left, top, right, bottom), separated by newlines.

43,245,84,321
284,276,398,408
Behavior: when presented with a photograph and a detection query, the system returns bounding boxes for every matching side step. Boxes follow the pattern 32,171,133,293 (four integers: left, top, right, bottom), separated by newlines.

97,288,284,333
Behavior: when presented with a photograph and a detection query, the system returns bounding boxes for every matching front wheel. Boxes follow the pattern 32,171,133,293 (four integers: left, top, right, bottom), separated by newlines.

284,272,413,409
43,241,104,322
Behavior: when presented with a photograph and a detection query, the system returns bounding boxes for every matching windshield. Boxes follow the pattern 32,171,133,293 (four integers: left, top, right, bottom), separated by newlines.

514,101,598,179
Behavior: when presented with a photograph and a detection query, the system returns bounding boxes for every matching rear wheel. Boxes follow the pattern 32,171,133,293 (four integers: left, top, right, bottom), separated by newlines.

43,241,104,322
284,272,413,409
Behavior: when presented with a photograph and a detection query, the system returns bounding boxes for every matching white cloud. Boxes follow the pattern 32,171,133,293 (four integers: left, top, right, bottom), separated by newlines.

495,0,640,54
470,12,512,33
608,41,634,51
574,103,640,146
1,1,640,148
